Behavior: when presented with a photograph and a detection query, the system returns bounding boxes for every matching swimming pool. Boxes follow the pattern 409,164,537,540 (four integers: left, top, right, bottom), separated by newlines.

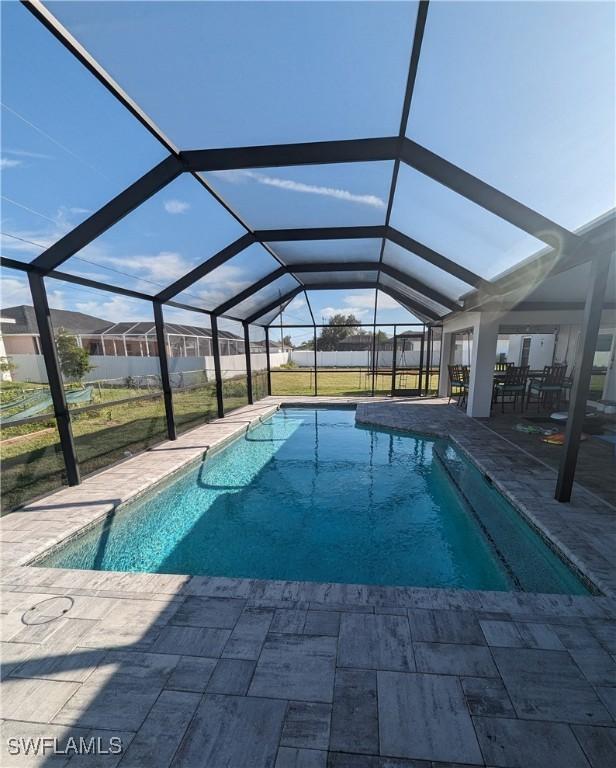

40,407,588,593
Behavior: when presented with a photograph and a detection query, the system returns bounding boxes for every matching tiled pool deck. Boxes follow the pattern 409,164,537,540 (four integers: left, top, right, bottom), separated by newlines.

1,398,615,767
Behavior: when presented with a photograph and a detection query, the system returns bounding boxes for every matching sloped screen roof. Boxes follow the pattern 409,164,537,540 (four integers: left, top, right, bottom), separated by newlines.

1,0,614,327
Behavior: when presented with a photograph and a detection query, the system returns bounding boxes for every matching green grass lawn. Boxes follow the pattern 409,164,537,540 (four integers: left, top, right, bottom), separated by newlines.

271,368,439,396
0,382,227,512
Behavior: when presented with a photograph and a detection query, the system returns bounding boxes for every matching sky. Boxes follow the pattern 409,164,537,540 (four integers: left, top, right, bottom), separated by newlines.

1,1,614,330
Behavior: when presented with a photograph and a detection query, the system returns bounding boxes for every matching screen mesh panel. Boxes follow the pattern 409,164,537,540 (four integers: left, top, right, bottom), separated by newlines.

390,164,547,280
204,162,393,230
1,2,166,262
48,1,418,147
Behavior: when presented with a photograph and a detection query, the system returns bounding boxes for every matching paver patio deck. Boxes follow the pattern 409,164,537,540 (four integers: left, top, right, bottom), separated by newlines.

1,398,615,766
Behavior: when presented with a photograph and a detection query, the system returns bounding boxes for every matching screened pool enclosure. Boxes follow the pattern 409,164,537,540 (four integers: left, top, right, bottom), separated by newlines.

1,1,614,510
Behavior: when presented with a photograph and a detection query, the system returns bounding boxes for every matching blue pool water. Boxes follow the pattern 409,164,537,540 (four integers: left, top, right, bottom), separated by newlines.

41,408,588,593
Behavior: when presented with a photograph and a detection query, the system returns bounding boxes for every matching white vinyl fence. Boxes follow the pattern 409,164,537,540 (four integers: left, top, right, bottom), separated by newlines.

288,350,426,368
8,352,290,385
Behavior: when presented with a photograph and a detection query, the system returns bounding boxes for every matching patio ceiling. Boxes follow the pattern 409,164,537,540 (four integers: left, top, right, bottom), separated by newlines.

1,1,614,327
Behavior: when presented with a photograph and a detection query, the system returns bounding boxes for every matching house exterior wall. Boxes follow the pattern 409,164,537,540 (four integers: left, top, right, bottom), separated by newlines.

2,335,39,354
506,334,555,369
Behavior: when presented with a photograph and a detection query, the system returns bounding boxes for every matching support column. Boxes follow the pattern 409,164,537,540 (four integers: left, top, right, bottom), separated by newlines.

370,320,377,397
555,253,611,502
243,322,253,404
438,331,453,397
28,272,80,485
390,326,398,396
417,328,425,394
466,313,499,417
153,301,176,440
313,326,318,396
265,326,272,396
601,330,616,401
424,326,432,396
211,315,225,418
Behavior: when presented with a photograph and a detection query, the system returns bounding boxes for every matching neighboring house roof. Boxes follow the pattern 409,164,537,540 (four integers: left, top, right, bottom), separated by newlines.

0,306,239,340
338,333,380,349
338,333,373,345
397,330,424,338
0,305,111,335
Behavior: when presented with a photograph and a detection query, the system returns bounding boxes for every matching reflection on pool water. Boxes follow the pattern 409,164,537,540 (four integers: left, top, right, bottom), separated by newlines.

40,408,589,593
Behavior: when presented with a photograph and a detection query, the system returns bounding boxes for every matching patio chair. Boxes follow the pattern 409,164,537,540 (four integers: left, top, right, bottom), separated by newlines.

493,362,514,401
493,365,530,413
448,364,465,406
527,364,568,411
448,364,469,407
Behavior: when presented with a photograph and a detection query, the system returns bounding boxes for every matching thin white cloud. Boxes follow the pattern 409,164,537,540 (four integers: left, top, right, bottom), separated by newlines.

92,251,191,283
0,228,55,256
164,199,191,214
342,293,378,309
75,295,150,322
375,291,403,310
285,296,306,311
333,292,400,312
47,290,66,310
216,169,386,209
0,275,31,307
320,305,369,320
4,148,53,160
1,158,22,169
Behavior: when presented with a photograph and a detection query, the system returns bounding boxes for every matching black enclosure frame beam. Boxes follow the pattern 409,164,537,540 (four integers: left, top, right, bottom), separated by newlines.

247,282,439,325
417,329,425,393
382,286,436,323
153,301,177,441
181,137,401,172
313,326,318,396
28,272,80,485
373,0,430,391
157,233,256,302
265,326,272,395
243,322,253,405
180,134,581,256
379,263,457,310
32,155,185,272
390,329,398,397
399,140,581,252
462,214,616,312
255,226,386,242
387,229,487,289
214,267,287,316
210,315,225,418
214,261,457,317
245,287,306,324
555,252,612,502
24,0,179,154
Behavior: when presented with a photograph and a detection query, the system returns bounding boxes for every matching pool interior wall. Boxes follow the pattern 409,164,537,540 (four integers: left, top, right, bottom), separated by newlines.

39,407,589,594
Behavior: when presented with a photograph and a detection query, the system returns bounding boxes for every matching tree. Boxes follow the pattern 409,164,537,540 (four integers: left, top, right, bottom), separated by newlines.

296,338,314,350
0,357,15,375
375,330,390,344
317,313,360,351
282,335,293,349
55,329,94,382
